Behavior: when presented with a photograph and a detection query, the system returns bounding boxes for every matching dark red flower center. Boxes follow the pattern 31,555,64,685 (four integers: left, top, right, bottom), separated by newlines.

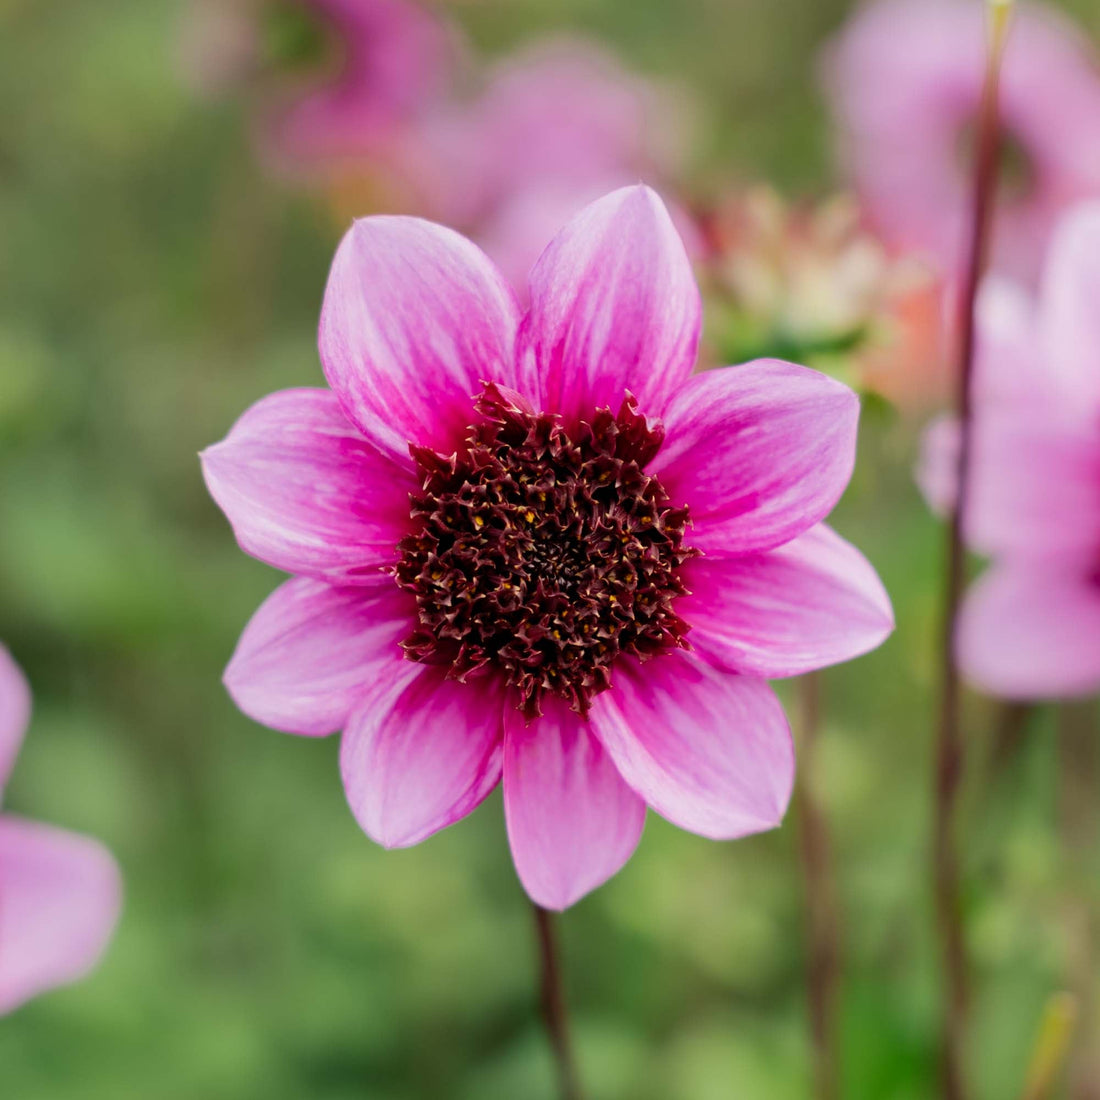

393,383,699,717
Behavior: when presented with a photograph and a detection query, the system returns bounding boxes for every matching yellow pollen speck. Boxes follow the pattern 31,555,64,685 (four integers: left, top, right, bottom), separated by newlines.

473,515,485,528
524,510,535,523
608,594,617,603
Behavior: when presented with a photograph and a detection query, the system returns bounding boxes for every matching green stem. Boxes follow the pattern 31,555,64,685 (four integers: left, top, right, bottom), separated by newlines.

532,904,583,1100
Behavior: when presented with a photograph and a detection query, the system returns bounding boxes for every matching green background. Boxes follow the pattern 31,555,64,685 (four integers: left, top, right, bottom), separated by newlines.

2,0,1099,1096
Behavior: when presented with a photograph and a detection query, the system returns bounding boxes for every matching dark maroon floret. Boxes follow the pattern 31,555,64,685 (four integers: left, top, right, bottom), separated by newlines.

393,382,699,716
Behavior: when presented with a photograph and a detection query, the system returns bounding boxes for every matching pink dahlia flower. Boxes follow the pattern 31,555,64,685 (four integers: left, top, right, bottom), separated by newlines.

919,203,1100,698
202,186,893,909
0,646,121,1013
822,0,1100,284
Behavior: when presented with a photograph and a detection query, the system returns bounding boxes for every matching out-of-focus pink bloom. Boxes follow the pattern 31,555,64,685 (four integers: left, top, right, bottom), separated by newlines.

386,40,694,287
181,0,456,170
919,203,1100,698
823,0,1100,284
202,186,893,909
0,646,121,1014
268,0,455,167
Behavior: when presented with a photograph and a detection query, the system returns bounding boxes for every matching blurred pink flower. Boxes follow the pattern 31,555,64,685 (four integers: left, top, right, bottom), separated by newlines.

181,0,456,170
823,0,1100,284
202,186,892,909
267,0,455,168
385,39,695,287
0,646,121,1014
919,203,1100,698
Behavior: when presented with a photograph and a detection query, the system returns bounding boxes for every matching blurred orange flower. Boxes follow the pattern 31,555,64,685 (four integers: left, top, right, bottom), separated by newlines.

700,186,948,411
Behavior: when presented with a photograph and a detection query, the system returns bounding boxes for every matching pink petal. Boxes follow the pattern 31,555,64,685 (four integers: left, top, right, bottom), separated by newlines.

0,647,30,794
517,185,700,421
340,664,503,848
318,216,520,464
683,524,894,678
0,815,121,1015
503,698,645,910
958,561,1100,700
589,653,794,841
1039,202,1100,415
201,388,413,583
918,414,1100,557
225,577,414,737
651,361,859,556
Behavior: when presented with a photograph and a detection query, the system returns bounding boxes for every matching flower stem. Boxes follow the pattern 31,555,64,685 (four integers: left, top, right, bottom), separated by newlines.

532,904,583,1100
934,5,1013,1097
795,672,841,1100
1057,701,1099,1100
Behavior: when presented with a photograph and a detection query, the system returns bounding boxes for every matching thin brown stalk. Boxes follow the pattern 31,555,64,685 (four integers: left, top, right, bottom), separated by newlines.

532,904,583,1100
1058,701,1100,1100
795,673,841,1100
933,4,1014,1097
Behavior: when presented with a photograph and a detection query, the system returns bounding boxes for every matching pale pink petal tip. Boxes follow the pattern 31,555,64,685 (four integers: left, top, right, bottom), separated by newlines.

0,646,31,792
591,653,794,841
340,664,503,848
504,700,645,910
224,578,413,737
519,184,701,420
0,817,122,1015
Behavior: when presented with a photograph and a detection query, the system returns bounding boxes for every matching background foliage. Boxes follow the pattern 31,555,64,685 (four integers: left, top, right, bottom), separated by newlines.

2,0,1098,1096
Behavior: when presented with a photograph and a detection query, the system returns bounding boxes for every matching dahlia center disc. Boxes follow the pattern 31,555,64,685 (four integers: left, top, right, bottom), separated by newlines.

393,383,699,716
